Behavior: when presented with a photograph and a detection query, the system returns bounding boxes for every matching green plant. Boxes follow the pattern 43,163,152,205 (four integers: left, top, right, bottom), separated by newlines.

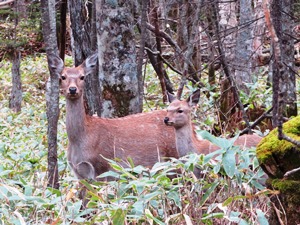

0,56,270,224
74,136,269,224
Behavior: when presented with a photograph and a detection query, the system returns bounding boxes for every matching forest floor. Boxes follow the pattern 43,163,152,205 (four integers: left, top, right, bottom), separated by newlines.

0,55,270,224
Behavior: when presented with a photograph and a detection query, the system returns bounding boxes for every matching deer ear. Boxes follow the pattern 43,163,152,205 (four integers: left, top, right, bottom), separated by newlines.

186,89,200,106
166,91,177,103
83,52,98,75
47,54,64,75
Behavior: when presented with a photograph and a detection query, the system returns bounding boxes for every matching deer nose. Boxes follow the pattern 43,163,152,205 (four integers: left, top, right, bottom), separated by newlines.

164,117,169,124
69,87,77,94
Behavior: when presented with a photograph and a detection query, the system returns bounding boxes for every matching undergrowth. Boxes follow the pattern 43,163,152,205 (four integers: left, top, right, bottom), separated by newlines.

0,55,270,224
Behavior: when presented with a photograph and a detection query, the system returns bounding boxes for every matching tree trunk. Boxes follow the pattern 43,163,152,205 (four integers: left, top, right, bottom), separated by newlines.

68,0,101,116
58,0,67,61
136,0,147,111
271,0,297,126
41,0,60,189
252,0,267,70
9,50,22,112
218,0,238,63
95,0,141,118
216,0,239,127
9,0,23,112
233,0,254,94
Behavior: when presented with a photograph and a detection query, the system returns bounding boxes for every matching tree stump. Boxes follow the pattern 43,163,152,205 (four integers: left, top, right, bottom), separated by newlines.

256,116,300,225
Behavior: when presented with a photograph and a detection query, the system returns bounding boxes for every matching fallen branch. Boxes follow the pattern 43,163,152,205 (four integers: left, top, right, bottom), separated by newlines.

284,167,300,178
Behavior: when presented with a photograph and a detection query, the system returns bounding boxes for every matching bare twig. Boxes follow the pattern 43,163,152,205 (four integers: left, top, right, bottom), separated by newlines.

284,167,300,178
177,70,187,99
240,107,273,135
279,133,300,148
146,22,196,78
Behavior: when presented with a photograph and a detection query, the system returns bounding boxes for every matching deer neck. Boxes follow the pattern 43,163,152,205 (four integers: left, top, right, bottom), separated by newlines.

175,122,197,156
65,96,87,142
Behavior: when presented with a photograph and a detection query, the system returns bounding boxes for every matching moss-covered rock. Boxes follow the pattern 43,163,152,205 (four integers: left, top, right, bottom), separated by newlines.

256,116,300,179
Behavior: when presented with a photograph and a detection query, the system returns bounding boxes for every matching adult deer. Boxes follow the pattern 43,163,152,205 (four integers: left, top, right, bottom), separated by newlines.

164,90,262,156
48,53,179,180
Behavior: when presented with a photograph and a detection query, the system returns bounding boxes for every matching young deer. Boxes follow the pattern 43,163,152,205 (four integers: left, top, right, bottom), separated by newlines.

48,53,179,180
164,90,262,156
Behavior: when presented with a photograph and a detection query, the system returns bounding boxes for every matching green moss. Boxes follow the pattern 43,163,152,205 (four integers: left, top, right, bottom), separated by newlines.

256,116,300,164
272,179,300,204
256,116,300,179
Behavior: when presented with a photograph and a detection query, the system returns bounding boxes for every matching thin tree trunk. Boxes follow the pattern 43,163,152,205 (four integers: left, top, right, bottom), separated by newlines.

9,0,23,112
234,0,254,94
59,0,67,61
41,0,60,189
9,50,22,112
152,6,167,102
137,0,147,112
270,0,297,125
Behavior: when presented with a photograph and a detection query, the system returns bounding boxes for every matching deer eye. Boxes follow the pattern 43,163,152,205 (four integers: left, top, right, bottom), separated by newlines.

80,76,85,80
61,75,66,80
178,109,183,113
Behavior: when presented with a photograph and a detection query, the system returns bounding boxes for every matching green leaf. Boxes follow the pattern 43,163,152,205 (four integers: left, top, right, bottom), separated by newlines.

197,130,235,149
213,163,221,174
222,149,236,178
167,190,181,209
98,170,120,179
204,149,223,164
0,170,13,177
112,208,126,225
201,212,224,220
132,200,144,217
200,181,219,206
256,209,269,225
143,190,162,202
145,209,165,225
223,195,247,207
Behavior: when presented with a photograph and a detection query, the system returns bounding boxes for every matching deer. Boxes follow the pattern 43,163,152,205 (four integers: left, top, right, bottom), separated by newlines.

164,90,262,156
47,53,181,180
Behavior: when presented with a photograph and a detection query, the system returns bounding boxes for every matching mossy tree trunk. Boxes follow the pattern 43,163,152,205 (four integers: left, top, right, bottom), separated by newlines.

257,116,300,224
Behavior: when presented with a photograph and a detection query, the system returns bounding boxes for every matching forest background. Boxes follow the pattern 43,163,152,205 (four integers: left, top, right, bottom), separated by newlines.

0,0,299,224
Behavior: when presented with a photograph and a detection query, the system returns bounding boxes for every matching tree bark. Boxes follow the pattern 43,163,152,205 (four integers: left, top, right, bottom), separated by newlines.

270,0,297,126
95,0,141,118
68,0,101,116
136,0,147,111
41,0,60,189
9,0,23,112
233,0,254,94
58,0,67,61
9,50,22,112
